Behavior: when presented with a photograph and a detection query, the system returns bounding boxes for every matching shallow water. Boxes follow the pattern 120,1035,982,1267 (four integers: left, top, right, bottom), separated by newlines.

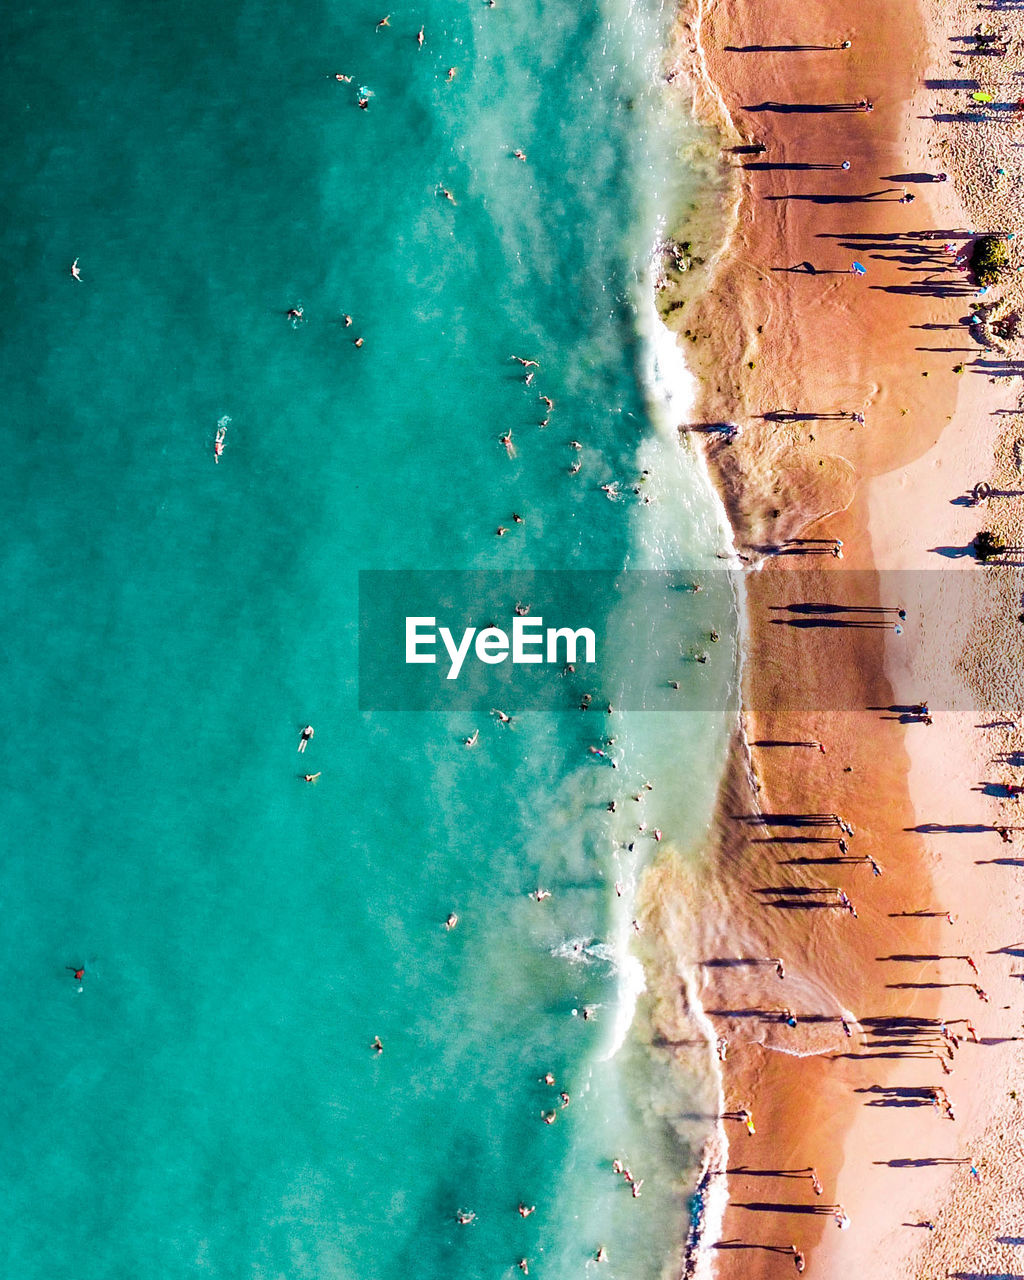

0,1,735,1276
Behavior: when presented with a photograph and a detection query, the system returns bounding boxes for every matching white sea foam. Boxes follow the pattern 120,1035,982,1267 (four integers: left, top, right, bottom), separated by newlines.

599,947,648,1064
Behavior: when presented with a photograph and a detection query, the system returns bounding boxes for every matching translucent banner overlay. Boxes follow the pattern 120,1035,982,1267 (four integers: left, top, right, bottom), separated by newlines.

357,568,1024,713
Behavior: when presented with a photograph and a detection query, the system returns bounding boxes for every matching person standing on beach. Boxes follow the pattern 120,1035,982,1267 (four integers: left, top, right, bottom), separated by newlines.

791,1247,806,1273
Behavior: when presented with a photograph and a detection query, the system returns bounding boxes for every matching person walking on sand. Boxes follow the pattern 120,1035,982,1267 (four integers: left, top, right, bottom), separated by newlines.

809,1168,823,1195
964,955,979,975
298,725,314,753
743,1108,756,1136
835,1207,850,1229
774,958,786,979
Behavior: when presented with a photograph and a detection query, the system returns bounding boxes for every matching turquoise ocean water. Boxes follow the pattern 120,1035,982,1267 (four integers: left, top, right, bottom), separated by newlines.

0,1,735,1276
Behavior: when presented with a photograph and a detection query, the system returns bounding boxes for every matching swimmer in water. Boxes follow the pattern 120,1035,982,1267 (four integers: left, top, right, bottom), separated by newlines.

529,888,552,902
596,1246,608,1262
511,355,539,368
513,149,527,161
456,1209,476,1225
286,307,304,324
371,1035,383,1053
298,725,314,753
417,25,424,46
464,729,479,747
341,313,352,326
303,772,321,783
492,708,511,724
376,14,390,30
444,912,459,930
499,430,516,458
214,423,227,462
439,186,457,205
70,258,82,282
446,67,456,82
334,72,353,82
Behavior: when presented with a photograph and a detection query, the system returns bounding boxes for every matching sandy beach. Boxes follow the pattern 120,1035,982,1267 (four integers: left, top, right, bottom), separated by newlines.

644,0,1024,1274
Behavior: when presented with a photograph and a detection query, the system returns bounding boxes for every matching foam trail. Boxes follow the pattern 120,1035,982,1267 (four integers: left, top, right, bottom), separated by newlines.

598,842,647,1062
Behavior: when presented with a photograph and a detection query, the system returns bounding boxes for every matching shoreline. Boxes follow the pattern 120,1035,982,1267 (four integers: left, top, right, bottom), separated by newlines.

642,0,1024,1275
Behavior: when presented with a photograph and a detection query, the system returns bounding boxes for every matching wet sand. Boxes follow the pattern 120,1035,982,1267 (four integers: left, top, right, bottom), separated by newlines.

644,0,1024,1274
